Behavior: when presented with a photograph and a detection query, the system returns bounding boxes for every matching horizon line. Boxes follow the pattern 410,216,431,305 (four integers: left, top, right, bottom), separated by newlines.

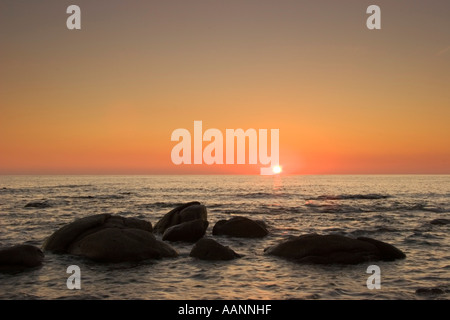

1,173,450,176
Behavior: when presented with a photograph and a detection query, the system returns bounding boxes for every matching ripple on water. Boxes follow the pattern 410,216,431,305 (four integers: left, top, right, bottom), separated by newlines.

1,175,449,299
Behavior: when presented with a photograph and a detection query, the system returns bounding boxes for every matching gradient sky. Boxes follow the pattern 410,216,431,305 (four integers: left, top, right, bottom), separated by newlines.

1,0,449,174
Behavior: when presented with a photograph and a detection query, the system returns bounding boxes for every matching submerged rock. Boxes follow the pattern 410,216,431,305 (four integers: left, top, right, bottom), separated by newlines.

0,245,44,272
25,201,51,208
162,219,209,243
264,234,405,265
212,216,269,238
415,287,448,296
430,218,450,225
154,202,207,234
190,238,241,261
43,214,177,262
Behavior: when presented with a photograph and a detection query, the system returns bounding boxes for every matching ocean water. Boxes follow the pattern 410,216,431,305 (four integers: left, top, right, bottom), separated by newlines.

0,175,449,300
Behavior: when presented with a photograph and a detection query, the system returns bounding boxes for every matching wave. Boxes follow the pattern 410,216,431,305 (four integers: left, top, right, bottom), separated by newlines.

304,202,364,213
303,200,448,214
403,204,446,213
72,194,127,200
138,202,188,209
348,226,401,236
237,192,291,199
308,194,391,201
51,184,93,189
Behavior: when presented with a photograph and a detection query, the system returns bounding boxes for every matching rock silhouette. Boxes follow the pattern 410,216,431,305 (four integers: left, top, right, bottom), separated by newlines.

264,234,405,264
43,214,177,262
154,202,207,234
162,219,209,243
0,245,44,272
213,216,268,238
190,238,241,261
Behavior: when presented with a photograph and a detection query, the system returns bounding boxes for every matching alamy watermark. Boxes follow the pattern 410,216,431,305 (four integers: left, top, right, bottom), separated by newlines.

65,5,381,31
66,265,81,290
366,265,381,290
171,121,280,175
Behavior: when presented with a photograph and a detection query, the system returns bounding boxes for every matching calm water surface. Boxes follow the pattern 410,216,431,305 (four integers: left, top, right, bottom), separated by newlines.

0,175,449,300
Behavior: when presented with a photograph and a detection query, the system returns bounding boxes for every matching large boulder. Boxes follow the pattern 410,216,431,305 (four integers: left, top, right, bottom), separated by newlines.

43,214,111,253
69,228,176,262
154,202,207,234
264,234,405,265
355,237,406,261
190,238,241,261
162,219,209,243
212,216,269,238
43,214,177,262
0,245,44,272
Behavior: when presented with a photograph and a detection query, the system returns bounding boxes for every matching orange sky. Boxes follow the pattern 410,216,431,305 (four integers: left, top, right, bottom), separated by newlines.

0,0,449,174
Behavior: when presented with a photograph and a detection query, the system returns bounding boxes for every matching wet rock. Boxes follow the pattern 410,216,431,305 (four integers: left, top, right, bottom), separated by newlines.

415,287,446,296
154,202,207,234
430,218,450,225
25,201,51,208
0,245,44,272
190,238,241,261
212,216,269,238
43,214,176,262
44,214,111,253
162,219,209,243
264,234,405,265
69,228,177,262
357,237,406,261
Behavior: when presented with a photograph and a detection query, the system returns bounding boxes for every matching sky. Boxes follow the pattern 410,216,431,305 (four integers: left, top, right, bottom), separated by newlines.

0,0,449,174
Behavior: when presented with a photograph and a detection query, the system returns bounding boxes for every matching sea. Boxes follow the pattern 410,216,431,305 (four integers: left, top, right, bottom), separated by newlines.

0,175,449,300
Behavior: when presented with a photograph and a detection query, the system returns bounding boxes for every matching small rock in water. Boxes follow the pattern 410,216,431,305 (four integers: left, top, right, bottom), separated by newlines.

25,201,51,208
0,245,44,272
190,238,241,261
430,218,450,225
212,216,269,238
415,287,446,296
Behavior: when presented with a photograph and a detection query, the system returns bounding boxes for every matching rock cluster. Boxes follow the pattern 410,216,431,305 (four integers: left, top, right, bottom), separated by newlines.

2,201,406,271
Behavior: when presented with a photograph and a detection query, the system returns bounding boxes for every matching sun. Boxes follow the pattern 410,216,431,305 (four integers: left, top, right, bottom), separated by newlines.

272,165,282,174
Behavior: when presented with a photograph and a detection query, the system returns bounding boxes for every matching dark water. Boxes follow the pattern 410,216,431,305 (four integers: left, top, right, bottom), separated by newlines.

0,175,449,299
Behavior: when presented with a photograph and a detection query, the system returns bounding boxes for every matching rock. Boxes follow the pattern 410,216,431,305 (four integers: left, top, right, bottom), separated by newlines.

0,245,44,272
43,214,111,253
212,216,269,238
415,287,446,296
43,214,177,262
264,234,405,265
430,218,450,225
190,238,241,261
154,202,207,234
25,201,51,208
69,228,177,262
162,219,209,243
357,237,406,261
